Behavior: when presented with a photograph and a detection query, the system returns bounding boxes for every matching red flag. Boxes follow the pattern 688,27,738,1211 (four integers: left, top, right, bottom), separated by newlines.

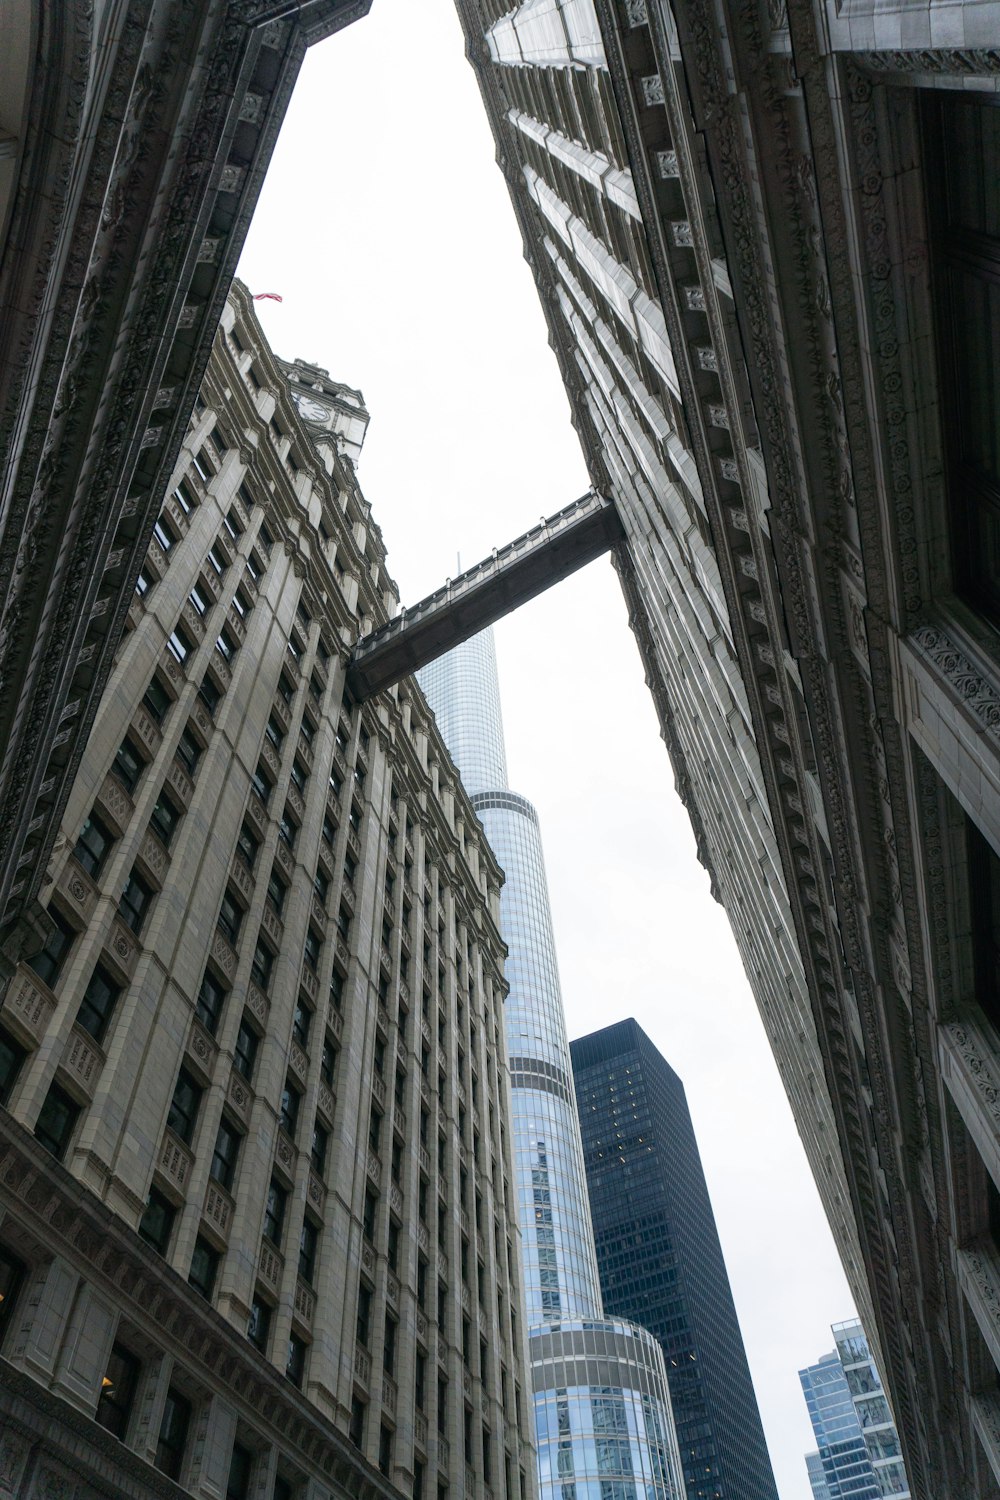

253,292,283,303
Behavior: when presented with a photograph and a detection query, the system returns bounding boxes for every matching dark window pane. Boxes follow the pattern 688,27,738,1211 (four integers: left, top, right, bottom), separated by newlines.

76,963,121,1044
227,1442,253,1500
210,1117,242,1191
263,1179,287,1245
112,737,145,794
28,909,75,988
155,1387,191,1480
96,1342,141,1440
247,1297,271,1351
167,1067,202,1145
149,790,181,848
138,1187,176,1254
195,969,227,1035
234,1017,259,1081
119,868,153,934
34,1083,79,1160
189,1237,220,1300
176,727,203,777
143,676,172,725
0,1028,26,1106
74,812,114,878
0,1244,26,1349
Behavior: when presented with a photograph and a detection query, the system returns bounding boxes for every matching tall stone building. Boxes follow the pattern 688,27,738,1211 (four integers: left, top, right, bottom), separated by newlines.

447,1,1000,1495
0,284,534,1500
421,632,685,1500
570,1020,778,1500
0,0,369,977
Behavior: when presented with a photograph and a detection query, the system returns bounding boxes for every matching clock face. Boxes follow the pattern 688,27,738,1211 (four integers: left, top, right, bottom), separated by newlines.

295,394,328,424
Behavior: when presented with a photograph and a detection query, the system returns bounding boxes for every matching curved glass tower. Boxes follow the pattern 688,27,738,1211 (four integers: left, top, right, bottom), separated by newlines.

421,629,683,1500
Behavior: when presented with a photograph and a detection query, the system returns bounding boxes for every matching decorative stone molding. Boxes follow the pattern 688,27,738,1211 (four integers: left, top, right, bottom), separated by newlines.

912,624,1000,738
1,966,56,1048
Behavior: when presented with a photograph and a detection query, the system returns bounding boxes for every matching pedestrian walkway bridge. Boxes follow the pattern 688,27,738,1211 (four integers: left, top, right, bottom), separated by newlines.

346,489,622,701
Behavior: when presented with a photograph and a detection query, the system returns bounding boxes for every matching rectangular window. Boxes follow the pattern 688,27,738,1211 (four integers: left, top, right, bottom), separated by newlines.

175,727,203,777
118,867,153,934
95,1341,140,1439
251,764,273,807
135,565,154,598
378,1425,392,1477
143,675,172,725
75,963,121,1044
298,1218,318,1284
191,451,213,483
303,927,320,973
349,1396,365,1449
356,1282,372,1347
247,1297,271,1352
278,673,294,706
149,789,182,849
188,583,209,616
152,517,177,552
195,969,227,1035
290,758,307,794
233,1016,259,1082
250,940,273,993
216,628,238,664
167,1067,202,1145
286,1334,306,1389
311,1122,329,1173
34,1083,80,1160
263,1179,287,1245
216,890,243,946
74,811,113,878
138,1187,176,1254
383,1314,397,1376
267,869,287,916
189,1236,220,1300
314,867,329,903
0,1027,26,1106
166,626,193,665
155,1387,192,1481
279,811,298,850
28,908,75,987
209,1116,242,1191
292,999,312,1049
232,587,251,619
207,545,228,578
300,715,316,747
224,507,244,543
321,814,336,849
235,821,259,871
112,736,146,794
198,673,222,718
280,1078,301,1138
320,1034,337,1086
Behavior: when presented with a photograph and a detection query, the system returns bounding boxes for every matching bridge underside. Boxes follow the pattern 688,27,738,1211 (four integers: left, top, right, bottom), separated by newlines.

347,491,623,701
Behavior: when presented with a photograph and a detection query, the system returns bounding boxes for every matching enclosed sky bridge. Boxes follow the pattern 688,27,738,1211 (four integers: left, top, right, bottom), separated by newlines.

346,489,623,701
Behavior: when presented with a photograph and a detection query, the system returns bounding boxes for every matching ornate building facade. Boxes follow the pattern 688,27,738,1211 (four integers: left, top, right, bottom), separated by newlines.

0,0,368,980
421,632,685,1500
0,285,534,1499
450,1,1000,1497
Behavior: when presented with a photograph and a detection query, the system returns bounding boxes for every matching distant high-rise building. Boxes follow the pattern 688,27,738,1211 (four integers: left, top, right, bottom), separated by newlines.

0,284,533,1498
421,633,684,1500
570,1019,778,1500
831,1322,910,1500
799,1352,880,1500
806,1451,834,1500
800,1322,909,1500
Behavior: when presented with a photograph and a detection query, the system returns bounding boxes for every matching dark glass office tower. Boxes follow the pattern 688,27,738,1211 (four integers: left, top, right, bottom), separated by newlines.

570,1019,778,1500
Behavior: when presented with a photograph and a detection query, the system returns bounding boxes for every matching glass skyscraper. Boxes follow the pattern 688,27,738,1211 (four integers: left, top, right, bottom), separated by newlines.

799,1321,910,1500
570,1019,779,1500
421,630,683,1500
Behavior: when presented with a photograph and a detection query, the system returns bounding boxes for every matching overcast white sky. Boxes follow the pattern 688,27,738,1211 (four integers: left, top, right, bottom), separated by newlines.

238,2,857,1495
